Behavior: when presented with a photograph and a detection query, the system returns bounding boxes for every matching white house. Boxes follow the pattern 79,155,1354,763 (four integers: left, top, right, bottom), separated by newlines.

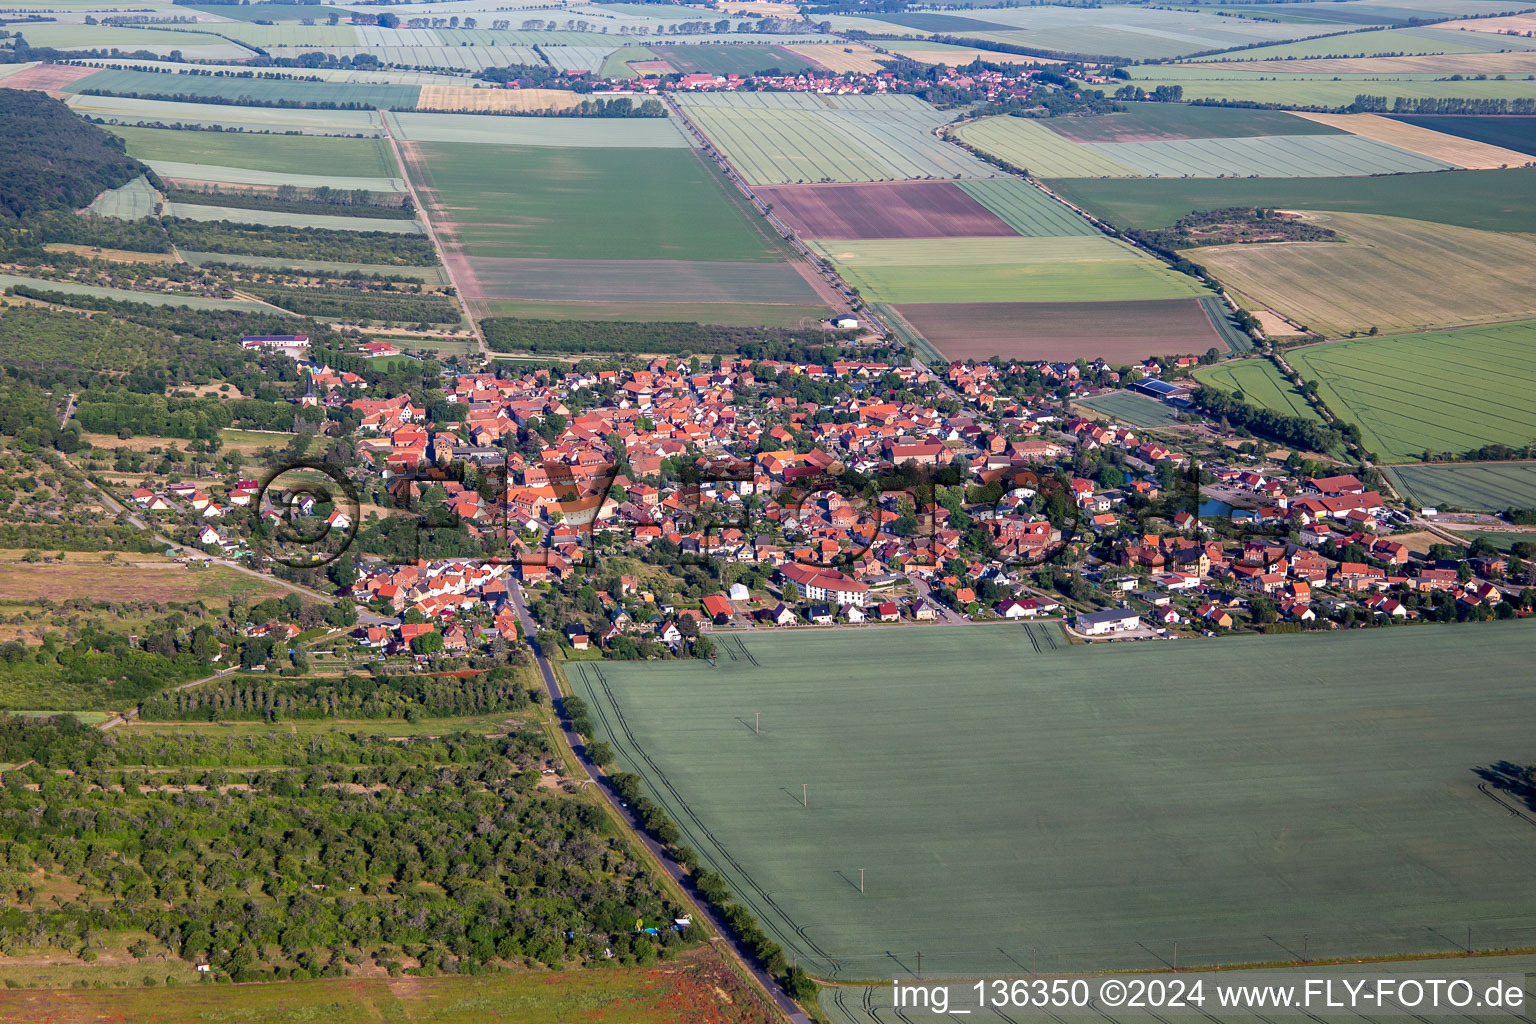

1075,608,1140,636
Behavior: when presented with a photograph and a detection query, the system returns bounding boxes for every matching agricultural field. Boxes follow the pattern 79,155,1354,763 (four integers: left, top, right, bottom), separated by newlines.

881,40,1051,66
66,68,421,109
67,93,387,134
415,85,583,112
1044,103,1345,143
810,236,1208,304
1083,133,1453,178
781,42,890,73
1213,50,1536,75
1289,112,1536,169
1387,114,1536,155
1106,71,1536,108
647,42,818,75
893,297,1225,363
84,175,160,219
1290,321,1536,461
108,125,400,179
481,299,831,327
1385,462,1536,511
180,251,449,284
574,622,1536,978
8,23,253,59
677,91,997,185
165,202,426,234
385,110,692,148
1193,211,1536,336
0,273,278,313
1046,168,1536,233
148,161,406,193
467,258,821,305
956,115,1139,177
1075,390,1187,427
755,181,1017,240
0,561,283,608
955,179,1099,237
1194,358,1324,423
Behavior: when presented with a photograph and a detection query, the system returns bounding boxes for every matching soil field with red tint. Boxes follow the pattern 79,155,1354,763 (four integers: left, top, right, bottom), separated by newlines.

0,63,101,94
757,181,1017,240
896,297,1223,362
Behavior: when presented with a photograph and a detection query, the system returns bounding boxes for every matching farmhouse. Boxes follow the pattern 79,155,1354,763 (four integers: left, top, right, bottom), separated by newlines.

1075,608,1140,636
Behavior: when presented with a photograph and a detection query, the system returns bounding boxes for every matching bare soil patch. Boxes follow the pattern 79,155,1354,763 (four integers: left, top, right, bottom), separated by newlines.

897,297,1224,362
757,181,1016,240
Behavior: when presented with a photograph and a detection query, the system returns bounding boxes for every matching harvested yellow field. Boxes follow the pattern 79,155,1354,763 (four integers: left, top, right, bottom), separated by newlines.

416,85,583,113
1439,13,1536,33
1197,211,1536,336
1223,51,1536,75
717,0,800,14
42,243,179,265
1290,111,1536,169
782,42,888,74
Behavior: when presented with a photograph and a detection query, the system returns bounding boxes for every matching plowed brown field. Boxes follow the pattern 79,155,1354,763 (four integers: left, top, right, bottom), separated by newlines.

757,181,1017,240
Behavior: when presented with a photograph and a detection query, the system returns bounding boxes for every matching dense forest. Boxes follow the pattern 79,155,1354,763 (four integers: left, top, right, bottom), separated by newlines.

1132,208,1338,251
164,185,417,219
0,89,145,220
0,718,698,980
242,283,461,324
165,218,439,265
1194,384,1348,455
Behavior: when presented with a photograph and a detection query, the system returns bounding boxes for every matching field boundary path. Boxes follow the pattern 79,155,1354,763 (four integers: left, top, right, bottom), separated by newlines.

506,580,812,1024
380,118,487,360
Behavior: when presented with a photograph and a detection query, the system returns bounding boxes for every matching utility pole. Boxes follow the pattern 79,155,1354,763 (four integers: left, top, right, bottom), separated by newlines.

754,711,760,734
916,951,923,980
859,868,864,893
802,783,807,808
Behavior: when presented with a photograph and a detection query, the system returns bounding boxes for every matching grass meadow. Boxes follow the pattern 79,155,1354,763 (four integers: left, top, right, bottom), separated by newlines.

1290,321,1536,461
1193,359,1323,423
110,125,399,179
574,623,1536,978
1075,390,1187,427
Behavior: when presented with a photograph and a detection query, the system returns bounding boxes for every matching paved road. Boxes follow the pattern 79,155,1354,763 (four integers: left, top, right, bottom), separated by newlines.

58,393,76,430
506,581,811,1024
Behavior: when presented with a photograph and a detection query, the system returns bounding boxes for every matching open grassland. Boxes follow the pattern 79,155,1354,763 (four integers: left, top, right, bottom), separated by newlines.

0,562,284,606
782,42,890,73
1045,103,1343,142
1194,358,1323,422
415,85,584,112
67,93,386,134
756,181,1017,240
894,297,1224,363
575,622,1536,978
110,125,398,178
955,179,1099,236
1385,461,1536,511
1388,114,1536,154
384,110,692,148
0,950,777,1022
84,175,160,220
70,68,420,109
0,273,278,313
1045,168,1536,232
956,115,1139,177
812,236,1206,304
1194,211,1536,336
408,142,787,262
1087,132,1452,177
1075,390,1187,427
647,42,818,75
1291,321,1536,461
678,91,997,185
164,202,424,234
1290,111,1536,168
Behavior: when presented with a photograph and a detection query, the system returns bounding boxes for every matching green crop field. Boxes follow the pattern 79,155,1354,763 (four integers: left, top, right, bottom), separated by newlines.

1384,461,1536,511
1194,358,1324,423
1044,168,1536,233
84,175,161,220
384,111,693,148
648,42,819,76
1087,133,1451,178
1290,321,1536,461
409,142,789,262
677,91,997,185
810,236,1206,303
1075,390,1186,427
482,299,831,327
1104,72,1536,108
956,116,1139,177
68,94,386,135
109,125,399,179
955,179,1099,237
70,68,421,109
1193,212,1536,336
1045,103,1346,142
163,202,424,234
573,622,1536,978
